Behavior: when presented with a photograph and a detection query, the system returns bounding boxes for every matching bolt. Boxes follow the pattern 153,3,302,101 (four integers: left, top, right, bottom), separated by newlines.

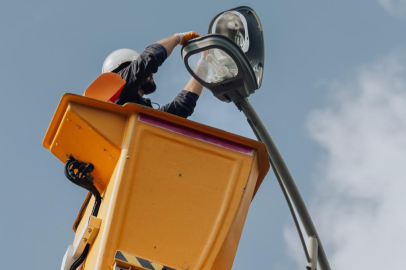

87,228,92,233
82,238,87,243
66,118,70,121
55,143,58,146
126,155,129,159
179,172,182,176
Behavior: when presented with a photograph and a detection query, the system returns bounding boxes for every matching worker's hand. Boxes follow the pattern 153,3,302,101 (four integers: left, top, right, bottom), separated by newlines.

202,50,209,57
175,31,200,45
201,49,209,60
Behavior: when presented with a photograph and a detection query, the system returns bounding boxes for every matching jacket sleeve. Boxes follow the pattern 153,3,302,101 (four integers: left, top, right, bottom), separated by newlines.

159,90,199,118
115,43,167,105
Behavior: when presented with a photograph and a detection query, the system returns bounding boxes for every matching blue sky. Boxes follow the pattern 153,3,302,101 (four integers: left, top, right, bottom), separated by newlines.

1,1,406,269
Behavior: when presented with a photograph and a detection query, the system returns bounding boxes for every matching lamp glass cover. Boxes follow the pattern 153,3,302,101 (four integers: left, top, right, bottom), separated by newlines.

187,49,239,84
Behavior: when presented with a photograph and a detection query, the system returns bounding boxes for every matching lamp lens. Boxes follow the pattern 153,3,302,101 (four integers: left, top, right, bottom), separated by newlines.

187,49,238,84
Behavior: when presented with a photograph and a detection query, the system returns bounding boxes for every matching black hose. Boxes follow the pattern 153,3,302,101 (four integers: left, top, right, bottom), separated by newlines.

64,156,101,270
64,156,101,216
69,244,90,270
74,193,92,231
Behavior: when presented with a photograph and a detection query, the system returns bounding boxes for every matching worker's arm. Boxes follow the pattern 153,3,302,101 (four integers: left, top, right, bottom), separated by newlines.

158,52,208,117
156,31,200,57
159,32,206,97
155,35,180,57
117,32,200,91
183,77,203,96
183,52,209,96
116,32,201,106
158,90,199,118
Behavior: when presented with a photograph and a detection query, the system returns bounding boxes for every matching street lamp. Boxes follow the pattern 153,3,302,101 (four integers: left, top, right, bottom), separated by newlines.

182,6,331,270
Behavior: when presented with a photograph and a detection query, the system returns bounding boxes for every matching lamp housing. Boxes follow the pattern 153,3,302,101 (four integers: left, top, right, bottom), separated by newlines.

181,6,264,102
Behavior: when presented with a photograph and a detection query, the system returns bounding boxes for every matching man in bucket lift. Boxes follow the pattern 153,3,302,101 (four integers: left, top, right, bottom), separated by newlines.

102,31,208,118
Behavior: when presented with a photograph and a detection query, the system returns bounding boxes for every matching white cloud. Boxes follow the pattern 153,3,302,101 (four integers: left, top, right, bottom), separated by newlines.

378,0,406,19
286,50,406,269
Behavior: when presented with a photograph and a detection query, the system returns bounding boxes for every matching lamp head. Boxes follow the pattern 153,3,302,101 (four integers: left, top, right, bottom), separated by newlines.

182,6,264,102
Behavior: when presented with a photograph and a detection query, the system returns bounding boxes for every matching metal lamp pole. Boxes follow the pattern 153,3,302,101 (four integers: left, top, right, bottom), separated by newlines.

228,91,331,270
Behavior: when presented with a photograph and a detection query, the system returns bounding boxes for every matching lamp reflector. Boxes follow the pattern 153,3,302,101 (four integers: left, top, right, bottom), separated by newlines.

210,11,249,53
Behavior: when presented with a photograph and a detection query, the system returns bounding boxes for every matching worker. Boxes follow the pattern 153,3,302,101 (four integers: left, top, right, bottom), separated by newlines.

102,31,209,118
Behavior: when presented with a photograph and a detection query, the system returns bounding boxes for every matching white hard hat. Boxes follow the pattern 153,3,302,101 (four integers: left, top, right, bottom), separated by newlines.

102,48,140,73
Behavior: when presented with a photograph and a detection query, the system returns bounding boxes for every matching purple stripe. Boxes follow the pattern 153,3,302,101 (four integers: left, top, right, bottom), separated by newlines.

139,114,253,155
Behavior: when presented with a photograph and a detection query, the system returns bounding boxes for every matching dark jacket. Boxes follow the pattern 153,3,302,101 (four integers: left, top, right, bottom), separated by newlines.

115,43,199,118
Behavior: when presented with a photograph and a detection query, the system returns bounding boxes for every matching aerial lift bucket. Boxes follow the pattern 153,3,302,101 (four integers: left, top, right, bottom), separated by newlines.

43,74,269,270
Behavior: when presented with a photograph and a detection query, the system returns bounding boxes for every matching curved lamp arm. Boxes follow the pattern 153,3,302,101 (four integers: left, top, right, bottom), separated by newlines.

228,91,331,270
